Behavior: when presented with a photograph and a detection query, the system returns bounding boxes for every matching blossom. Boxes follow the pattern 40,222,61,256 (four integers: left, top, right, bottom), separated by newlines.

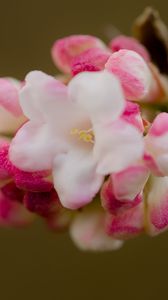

9,69,145,210
145,176,168,236
109,35,150,62
0,78,25,135
144,113,168,176
51,35,106,73
1,7,168,252
70,208,123,251
0,138,70,229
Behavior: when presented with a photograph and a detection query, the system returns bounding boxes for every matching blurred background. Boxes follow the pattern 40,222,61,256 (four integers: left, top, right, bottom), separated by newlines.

0,0,167,299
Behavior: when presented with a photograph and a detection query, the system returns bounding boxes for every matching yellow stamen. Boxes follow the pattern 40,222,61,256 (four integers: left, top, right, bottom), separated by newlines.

70,128,94,143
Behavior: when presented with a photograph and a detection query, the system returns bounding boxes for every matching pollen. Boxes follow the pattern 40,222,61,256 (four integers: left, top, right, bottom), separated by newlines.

70,128,94,143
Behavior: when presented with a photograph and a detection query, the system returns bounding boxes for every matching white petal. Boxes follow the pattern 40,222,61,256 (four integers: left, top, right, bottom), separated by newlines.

20,71,68,120
68,70,125,124
94,119,144,174
9,121,68,171
53,149,103,209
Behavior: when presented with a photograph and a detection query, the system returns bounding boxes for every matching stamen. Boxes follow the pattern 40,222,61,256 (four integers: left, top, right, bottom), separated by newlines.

70,128,94,143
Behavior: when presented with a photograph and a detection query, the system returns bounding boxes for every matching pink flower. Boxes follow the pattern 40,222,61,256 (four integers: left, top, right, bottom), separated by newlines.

0,138,69,229
51,35,106,73
105,50,152,100
109,35,150,62
9,70,144,210
0,78,25,135
70,209,123,251
71,47,111,76
105,201,144,239
144,113,168,176
101,164,149,215
0,181,33,227
145,176,168,236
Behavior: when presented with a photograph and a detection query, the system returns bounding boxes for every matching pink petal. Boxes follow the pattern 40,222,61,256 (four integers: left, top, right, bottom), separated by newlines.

111,165,149,201
105,50,151,100
106,202,144,239
0,78,22,116
109,35,150,62
0,141,52,192
0,185,33,227
101,176,142,215
23,189,59,217
145,113,168,176
71,47,110,76
0,139,12,179
122,101,144,132
146,176,168,236
51,35,106,73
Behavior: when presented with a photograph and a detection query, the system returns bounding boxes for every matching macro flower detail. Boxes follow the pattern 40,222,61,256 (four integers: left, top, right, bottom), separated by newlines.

1,7,168,252
9,69,145,210
0,78,25,134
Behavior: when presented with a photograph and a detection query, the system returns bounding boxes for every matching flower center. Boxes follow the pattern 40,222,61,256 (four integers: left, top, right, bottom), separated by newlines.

70,128,94,143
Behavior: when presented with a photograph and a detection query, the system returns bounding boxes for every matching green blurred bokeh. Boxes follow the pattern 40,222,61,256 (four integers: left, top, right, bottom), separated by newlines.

0,0,167,299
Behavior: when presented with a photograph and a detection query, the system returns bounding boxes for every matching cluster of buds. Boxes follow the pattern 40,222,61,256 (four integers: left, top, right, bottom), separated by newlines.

1,7,168,251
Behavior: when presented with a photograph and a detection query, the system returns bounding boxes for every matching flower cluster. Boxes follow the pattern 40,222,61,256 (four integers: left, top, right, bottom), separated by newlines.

1,7,168,251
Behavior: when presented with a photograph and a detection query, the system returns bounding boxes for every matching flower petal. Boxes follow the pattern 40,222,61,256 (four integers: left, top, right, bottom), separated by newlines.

146,176,168,236
51,35,106,73
106,202,144,239
111,165,149,200
71,47,110,76
68,70,125,124
19,71,68,121
9,121,61,171
105,50,151,100
0,78,22,116
53,149,103,209
101,176,142,215
70,209,123,251
94,119,144,174
109,35,150,62
101,164,149,215
0,185,33,227
145,113,168,176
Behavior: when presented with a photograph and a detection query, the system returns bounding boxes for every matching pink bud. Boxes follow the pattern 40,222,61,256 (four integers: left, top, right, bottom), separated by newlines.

105,50,151,100
109,35,150,62
71,47,110,76
145,113,168,176
0,78,22,117
101,176,142,215
0,183,32,227
51,35,106,73
105,202,144,239
23,189,59,217
145,176,168,236
70,209,123,251
101,163,149,216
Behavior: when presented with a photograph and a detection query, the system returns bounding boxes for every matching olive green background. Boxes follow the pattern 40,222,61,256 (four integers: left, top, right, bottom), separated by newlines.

0,0,167,299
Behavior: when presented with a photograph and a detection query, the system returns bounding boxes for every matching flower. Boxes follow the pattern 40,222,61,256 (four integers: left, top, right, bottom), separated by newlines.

9,69,145,210
144,113,168,176
0,78,26,135
51,35,106,73
0,138,70,229
70,208,123,251
109,35,150,62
